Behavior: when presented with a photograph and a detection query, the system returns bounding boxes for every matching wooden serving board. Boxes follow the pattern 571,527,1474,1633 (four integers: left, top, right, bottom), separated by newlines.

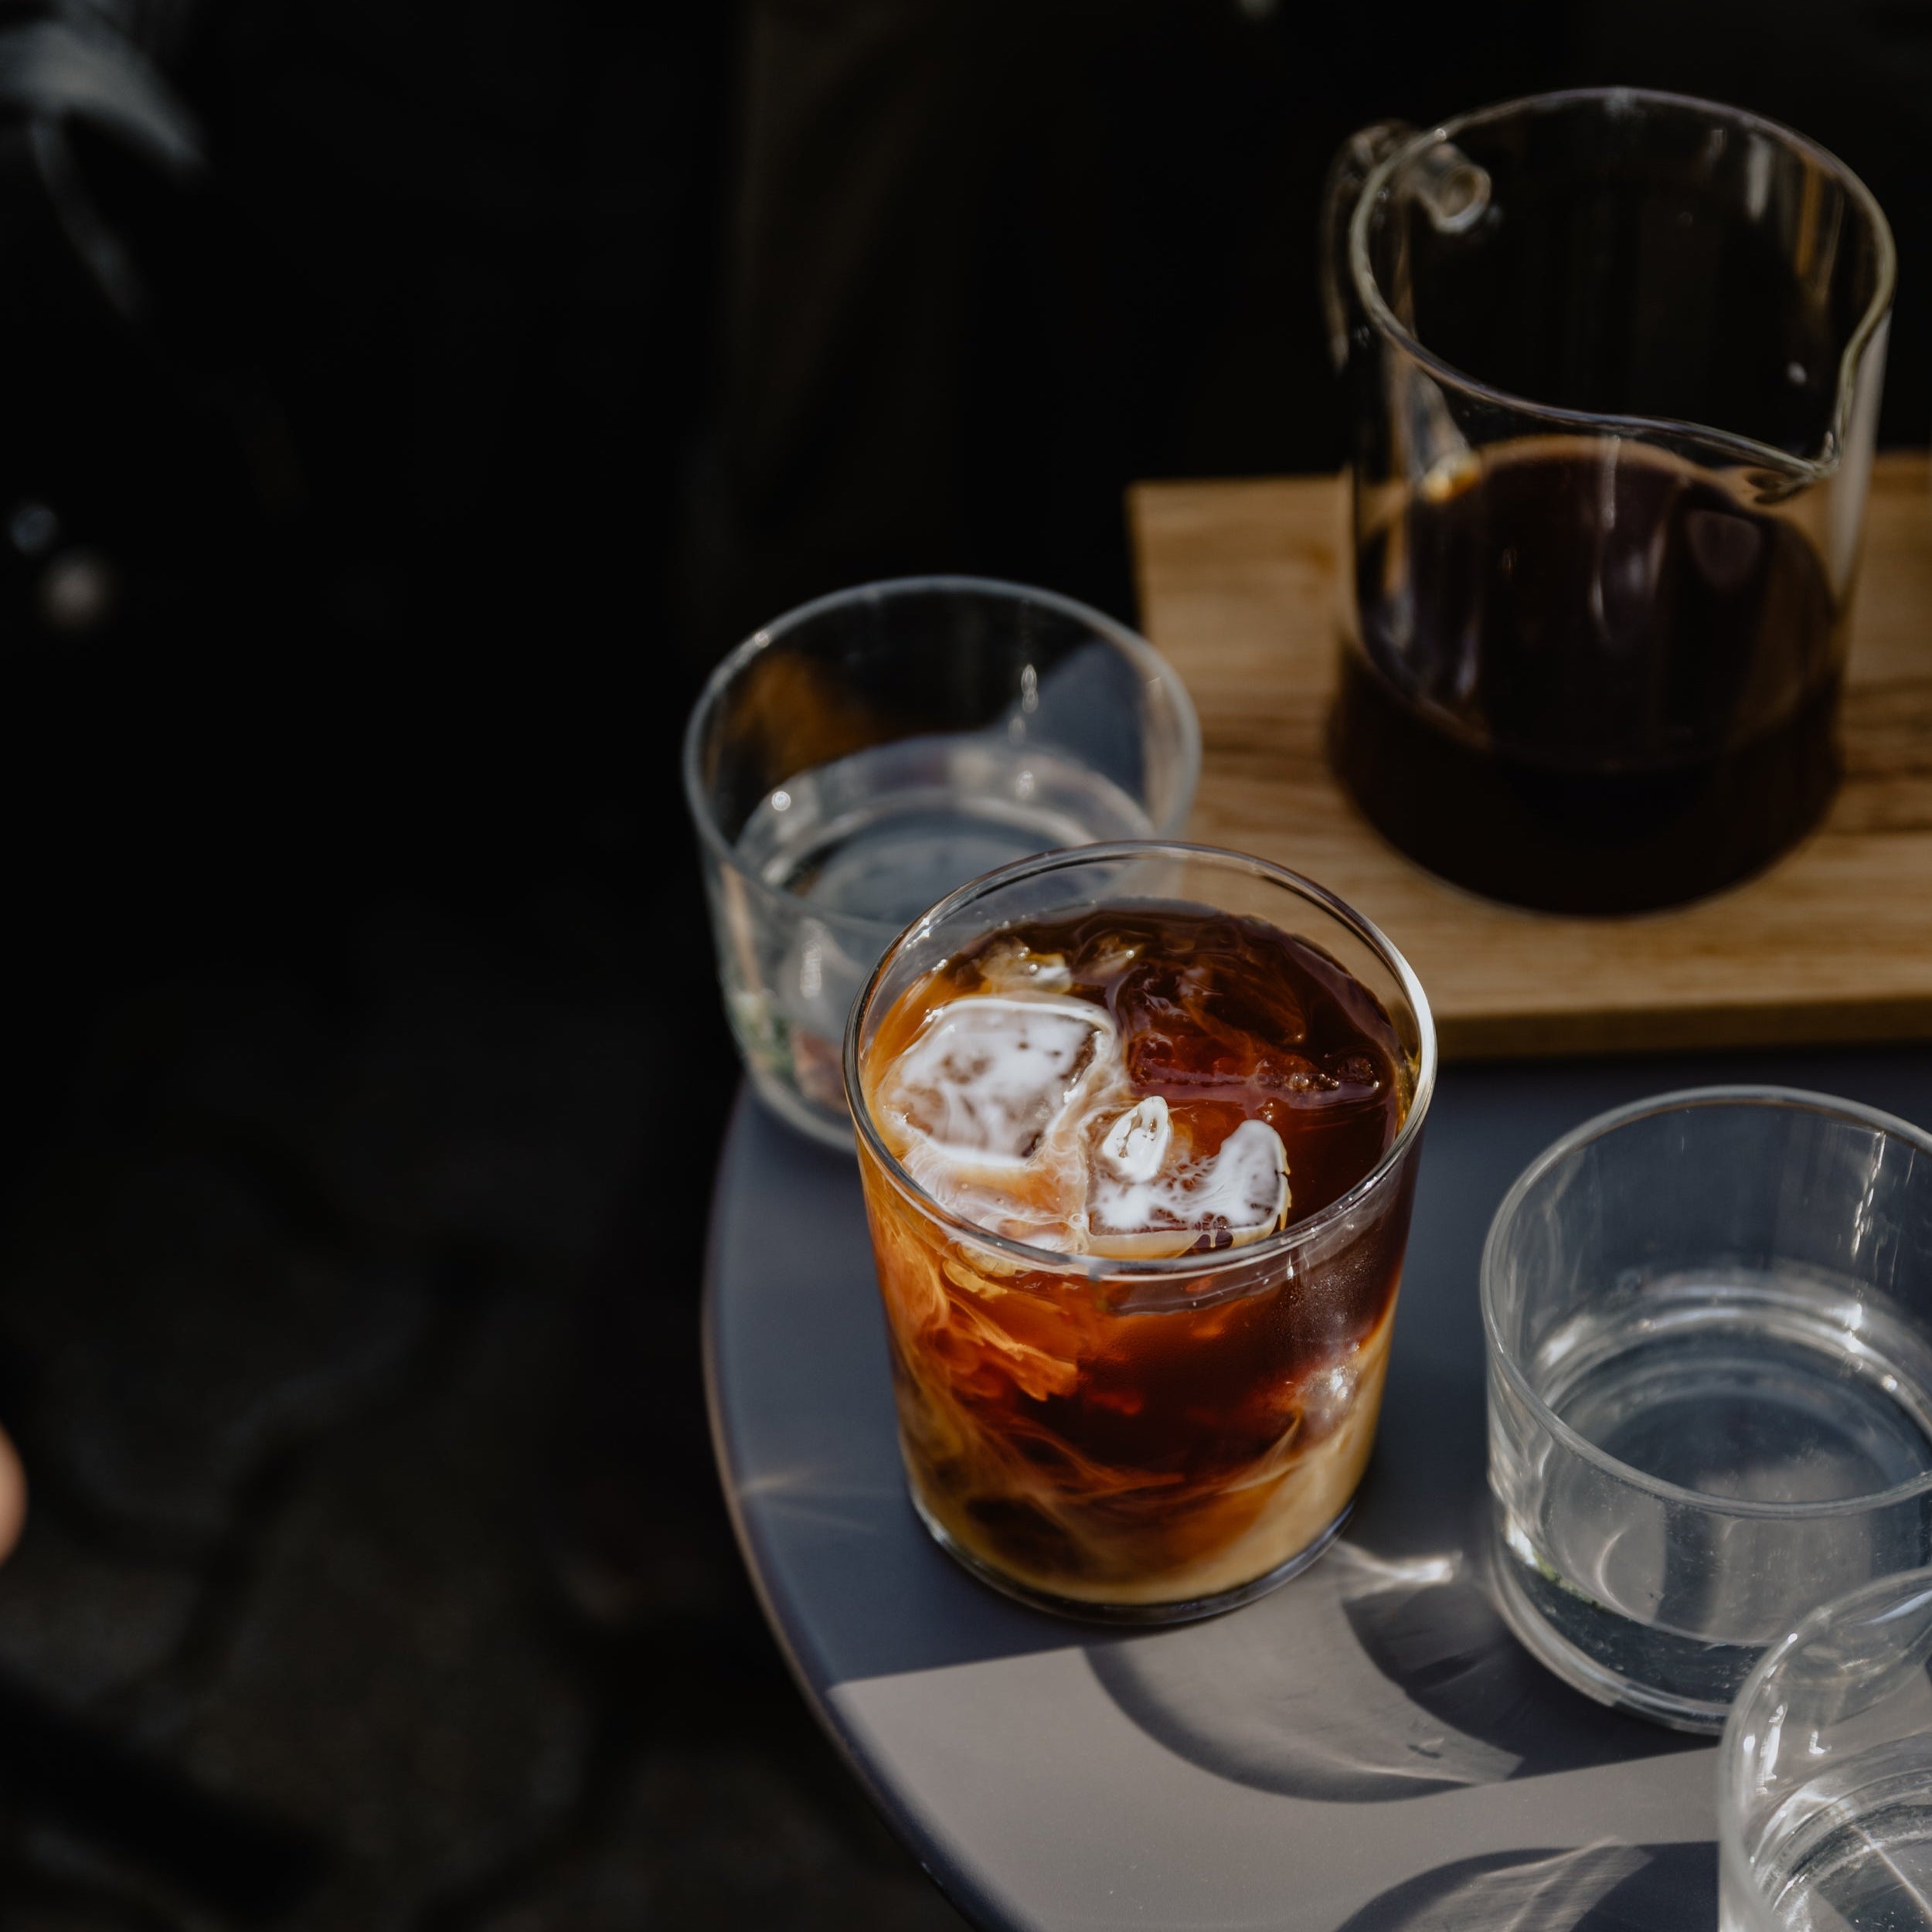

1128,452,1932,1060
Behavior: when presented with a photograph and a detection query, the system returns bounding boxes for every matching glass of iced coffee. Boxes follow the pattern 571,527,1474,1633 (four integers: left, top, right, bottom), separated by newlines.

843,843,1435,1621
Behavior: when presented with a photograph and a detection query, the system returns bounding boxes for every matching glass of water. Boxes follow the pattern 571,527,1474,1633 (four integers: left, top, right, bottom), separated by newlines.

1483,1087,1932,1733
1719,1565,1932,1932
682,577,1199,1148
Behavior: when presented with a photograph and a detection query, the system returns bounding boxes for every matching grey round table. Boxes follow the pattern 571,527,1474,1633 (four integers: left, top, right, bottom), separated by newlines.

704,1046,1932,1931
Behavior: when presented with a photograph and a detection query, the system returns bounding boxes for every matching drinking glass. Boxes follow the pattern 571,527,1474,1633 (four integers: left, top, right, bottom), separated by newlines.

683,578,1199,1148
1321,89,1896,911
1719,1566,1932,1931
1484,1088,1932,1733
844,843,1436,1621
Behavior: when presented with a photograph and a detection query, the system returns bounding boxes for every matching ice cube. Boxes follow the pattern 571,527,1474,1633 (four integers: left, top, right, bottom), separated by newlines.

1073,933,1144,981
1098,1096,1172,1183
1087,1116,1290,1260
1112,949,1313,1092
876,995,1115,1168
973,938,1073,996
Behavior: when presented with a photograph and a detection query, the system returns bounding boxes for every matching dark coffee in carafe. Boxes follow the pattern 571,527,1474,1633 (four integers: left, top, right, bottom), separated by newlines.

1320,92,1893,913
1332,440,1842,913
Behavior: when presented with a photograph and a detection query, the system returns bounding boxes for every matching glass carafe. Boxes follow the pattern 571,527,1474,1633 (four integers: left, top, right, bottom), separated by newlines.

1320,89,1895,913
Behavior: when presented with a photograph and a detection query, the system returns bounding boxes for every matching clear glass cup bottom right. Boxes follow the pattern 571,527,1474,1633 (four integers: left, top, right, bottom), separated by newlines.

1482,1087,1932,1733
1719,1566,1932,1932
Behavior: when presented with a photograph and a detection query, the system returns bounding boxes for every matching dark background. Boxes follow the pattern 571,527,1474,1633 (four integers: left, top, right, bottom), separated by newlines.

0,1,1923,1923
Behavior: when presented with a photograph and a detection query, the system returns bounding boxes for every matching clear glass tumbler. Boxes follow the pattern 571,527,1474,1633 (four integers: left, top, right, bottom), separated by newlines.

1719,1566,1932,1932
684,578,1199,1148
845,843,1436,1621
1484,1087,1932,1733
1321,89,1896,911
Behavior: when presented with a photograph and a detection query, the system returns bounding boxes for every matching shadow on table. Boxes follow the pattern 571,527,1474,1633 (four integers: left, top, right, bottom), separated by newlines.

1334,1840,1716,1932
1083,1529,1699,1802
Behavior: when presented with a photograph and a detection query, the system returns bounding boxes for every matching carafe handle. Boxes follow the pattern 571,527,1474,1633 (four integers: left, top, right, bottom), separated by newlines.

1319,122,1414,372
1320,123,1492,371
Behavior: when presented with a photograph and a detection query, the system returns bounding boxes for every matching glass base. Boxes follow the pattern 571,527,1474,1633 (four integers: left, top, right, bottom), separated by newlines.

1329,652,1840,915
747,1065,857,1155
910,1488,1355,1626
1487,1509,1733,1734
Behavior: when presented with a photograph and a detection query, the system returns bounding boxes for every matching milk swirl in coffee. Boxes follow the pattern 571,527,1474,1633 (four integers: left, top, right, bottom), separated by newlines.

856,906,1416,1608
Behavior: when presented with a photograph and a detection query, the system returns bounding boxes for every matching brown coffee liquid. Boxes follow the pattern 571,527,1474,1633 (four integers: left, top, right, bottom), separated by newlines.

857,906,1417,1603
1332,446,1842,913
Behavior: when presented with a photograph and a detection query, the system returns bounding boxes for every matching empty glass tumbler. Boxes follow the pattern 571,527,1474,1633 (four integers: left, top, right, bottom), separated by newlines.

1720,1566,1932,1931
1484,1087,1932,1732
683,578,1199,1147
1322,89,1896,911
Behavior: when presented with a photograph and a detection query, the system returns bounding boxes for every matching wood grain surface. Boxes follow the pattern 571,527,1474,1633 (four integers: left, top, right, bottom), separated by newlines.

1128,452,1932,1060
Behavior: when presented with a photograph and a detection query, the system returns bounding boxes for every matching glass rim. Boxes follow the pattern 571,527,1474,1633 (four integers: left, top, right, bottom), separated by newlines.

1716,1561,1932,1932
1481,1083,1932,1519
1349,86,1899,482
679,573,1204,935
841,839,1438,1282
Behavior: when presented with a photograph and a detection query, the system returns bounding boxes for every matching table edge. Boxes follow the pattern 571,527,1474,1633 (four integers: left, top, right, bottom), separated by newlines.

700,1088,1003,1930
